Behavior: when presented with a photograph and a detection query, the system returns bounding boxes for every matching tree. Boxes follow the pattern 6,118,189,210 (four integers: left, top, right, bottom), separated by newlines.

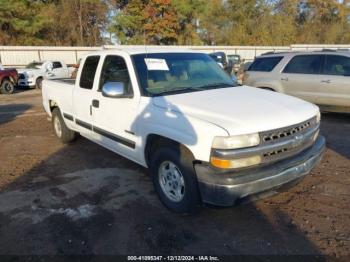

46,0,108,46
172,0,206,45
110,0,179,45
1,0,350,46
143,0,179,44
0,0,53,45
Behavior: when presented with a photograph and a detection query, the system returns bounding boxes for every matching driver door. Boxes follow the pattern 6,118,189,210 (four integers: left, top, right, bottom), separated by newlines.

91,54,139,159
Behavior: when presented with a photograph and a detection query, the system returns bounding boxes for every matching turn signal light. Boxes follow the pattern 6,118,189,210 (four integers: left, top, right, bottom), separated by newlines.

210,155,262,169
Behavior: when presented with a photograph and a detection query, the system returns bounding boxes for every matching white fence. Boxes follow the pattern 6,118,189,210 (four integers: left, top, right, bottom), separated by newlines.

1,44,350,68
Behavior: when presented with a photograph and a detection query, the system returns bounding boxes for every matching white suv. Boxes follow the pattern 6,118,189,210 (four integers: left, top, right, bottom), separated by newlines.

243,50,350,113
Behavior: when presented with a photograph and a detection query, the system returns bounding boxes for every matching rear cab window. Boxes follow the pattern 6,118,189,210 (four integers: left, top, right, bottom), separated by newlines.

52,62,63,69
79,56,100,89
248,56,283,72
283,55,324,74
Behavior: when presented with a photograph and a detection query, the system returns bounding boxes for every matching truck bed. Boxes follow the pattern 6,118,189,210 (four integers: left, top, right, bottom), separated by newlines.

42,78,75,119
50,78,76,85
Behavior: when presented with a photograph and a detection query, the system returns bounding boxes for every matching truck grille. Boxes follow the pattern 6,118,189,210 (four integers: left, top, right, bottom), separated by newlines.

262,120,313,143
211,116,320,166
19,74,25,79
260,117,318,163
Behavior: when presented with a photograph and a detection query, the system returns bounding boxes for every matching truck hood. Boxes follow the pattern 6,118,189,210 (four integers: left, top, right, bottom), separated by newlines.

152,86,319,135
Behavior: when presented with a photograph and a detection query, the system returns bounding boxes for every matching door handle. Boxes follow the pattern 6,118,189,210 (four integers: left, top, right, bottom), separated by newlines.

92,99,99,108
321,80,331,84
281,77,289,81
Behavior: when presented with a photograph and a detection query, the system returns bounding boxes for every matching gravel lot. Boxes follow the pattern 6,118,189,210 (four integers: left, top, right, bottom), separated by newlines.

0,89,349,258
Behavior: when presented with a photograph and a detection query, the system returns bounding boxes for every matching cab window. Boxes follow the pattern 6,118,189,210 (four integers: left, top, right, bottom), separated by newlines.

79,56,100,89
52,62,63,69
99,55,132,95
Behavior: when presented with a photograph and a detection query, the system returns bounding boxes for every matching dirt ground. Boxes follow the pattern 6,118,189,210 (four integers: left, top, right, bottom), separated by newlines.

0,89,349,259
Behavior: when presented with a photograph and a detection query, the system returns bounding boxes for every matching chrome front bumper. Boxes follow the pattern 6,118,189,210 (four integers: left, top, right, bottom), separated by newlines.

17,79,34,87
195,136,326,206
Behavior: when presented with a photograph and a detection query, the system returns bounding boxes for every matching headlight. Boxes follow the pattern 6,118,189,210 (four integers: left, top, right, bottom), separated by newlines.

27,72,34,78
316,111,321,123
212,133,260,150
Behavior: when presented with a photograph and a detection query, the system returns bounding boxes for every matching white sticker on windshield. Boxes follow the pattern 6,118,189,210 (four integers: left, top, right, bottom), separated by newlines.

144,58,169,71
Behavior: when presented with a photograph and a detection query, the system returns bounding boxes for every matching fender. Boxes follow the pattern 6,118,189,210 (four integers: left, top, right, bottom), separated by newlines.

253,79,284,93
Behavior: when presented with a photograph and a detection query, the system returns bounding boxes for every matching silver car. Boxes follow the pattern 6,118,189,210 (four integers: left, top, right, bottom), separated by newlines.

243,50,350,113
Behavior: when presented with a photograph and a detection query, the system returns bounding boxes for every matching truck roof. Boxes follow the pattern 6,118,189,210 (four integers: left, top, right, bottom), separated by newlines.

88,47,202,56
259,49,350,58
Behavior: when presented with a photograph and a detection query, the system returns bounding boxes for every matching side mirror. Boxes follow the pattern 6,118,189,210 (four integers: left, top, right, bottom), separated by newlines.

102,82,125,98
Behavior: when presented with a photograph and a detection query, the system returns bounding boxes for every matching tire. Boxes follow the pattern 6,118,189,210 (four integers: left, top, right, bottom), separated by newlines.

52,108,77,143
35,77,43,89
150,145,200,214
0,79,15,94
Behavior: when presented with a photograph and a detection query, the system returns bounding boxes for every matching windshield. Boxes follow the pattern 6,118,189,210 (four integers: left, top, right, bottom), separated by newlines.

26,62,43,69
132,53,236,97
228,55,240,64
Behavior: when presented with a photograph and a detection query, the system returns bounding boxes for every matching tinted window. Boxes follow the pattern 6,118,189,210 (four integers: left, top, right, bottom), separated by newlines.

283,55,324,74
79,56,100,89
248,56,283,72
323,55,350,76
99,56,132,95
52,62,62,69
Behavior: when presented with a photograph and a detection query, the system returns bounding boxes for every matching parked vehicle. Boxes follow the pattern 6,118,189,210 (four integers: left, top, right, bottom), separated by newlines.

42,48,325,213
18,60,71,89
0,67,18,94
209,52,238,84
227,54,241,74
243,50,350,113
209,52,233,76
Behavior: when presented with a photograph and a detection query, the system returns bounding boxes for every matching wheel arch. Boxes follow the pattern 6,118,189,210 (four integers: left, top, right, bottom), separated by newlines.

144,134,196,168
0,76,10,85
49,100,59,112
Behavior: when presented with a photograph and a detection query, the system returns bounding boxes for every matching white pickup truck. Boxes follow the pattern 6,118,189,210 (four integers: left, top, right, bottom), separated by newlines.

42,48,325,213
18,60,71,89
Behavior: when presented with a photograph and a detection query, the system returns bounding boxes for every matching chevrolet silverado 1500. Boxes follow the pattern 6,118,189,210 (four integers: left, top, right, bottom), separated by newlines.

42,48,325,213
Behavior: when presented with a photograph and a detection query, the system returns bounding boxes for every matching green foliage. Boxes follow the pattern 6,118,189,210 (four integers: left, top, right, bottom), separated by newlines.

0,0,53,45
110,0,179,45
0,0,350,46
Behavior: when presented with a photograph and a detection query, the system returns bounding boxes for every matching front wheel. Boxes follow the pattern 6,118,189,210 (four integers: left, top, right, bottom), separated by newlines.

0,80,14,94
52,108,77,143
150,146,200,214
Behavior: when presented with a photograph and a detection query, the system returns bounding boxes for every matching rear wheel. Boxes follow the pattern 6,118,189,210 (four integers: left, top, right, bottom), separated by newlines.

36,77,43,89
52,108,77,143
0,79,14,94
150,145,200,214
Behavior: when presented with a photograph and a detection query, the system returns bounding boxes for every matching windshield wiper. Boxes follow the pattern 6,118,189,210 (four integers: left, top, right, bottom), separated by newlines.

151,86,205,97
194,82,233,89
